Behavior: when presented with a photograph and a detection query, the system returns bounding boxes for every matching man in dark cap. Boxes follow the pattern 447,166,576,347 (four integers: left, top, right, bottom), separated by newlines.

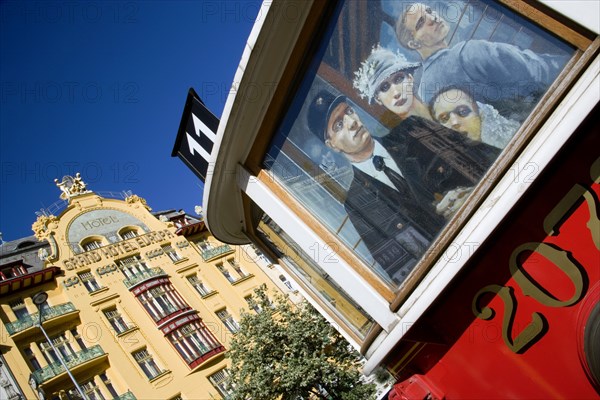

307,91,498,284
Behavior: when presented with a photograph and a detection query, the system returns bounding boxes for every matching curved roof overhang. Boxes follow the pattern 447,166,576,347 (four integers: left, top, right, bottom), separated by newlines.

203,1,324,244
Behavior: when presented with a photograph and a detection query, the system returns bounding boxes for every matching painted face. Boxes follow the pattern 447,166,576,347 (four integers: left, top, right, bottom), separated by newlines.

326,103,373,158
375,71,414,117
404,3,449,48
432,89,481,141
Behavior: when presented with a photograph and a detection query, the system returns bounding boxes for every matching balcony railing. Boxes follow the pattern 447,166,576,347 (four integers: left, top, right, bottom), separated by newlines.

4,302,77,335
30,344,105,385
123,267,167,289
115,390,137,400
200,244,234,261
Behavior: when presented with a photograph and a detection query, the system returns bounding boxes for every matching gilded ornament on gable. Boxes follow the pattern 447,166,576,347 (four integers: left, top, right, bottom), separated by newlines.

125,194,152,210
54,173,90,200
32,215,58,239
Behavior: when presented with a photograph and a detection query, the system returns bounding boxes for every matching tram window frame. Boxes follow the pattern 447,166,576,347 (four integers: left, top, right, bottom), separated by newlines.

241,0,598,310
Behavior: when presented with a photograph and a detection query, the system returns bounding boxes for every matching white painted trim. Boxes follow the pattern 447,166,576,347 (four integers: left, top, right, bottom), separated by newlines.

202,0,275,241
237,164,399,333
363,55,599,374
203,1,315,244
539,1,600,34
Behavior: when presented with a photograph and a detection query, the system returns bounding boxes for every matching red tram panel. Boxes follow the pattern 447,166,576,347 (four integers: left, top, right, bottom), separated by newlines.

387,107,600,399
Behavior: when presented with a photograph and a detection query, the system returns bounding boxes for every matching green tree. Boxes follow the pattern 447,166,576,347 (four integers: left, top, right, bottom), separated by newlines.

226,287,376,400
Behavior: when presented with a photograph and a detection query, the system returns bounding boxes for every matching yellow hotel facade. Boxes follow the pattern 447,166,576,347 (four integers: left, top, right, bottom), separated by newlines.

0,176,283,400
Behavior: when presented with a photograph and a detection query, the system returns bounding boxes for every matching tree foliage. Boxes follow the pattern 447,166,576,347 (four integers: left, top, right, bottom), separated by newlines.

226,287,376,400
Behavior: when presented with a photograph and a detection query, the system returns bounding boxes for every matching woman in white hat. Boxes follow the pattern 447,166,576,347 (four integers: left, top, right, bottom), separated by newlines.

353,45,431,121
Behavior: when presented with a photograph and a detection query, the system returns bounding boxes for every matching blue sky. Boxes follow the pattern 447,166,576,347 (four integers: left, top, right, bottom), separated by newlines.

0,0,262,241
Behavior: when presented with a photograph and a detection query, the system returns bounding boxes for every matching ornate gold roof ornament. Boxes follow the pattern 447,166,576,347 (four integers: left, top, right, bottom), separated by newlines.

31,214,58,240
125,194,152,211
54,173,91,200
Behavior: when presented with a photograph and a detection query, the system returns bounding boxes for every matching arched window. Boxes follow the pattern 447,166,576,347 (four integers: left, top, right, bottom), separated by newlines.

16,240,36,249
80,236,105,252
119,226,140,240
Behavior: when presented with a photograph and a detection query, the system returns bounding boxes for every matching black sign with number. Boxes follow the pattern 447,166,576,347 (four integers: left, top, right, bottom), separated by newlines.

172,88,219,182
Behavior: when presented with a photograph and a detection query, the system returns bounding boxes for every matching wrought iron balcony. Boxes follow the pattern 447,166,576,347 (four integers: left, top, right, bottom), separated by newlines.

200,244,234,261
4,302,77,336
115,390,137,400
30,344,105,385
123,267,168,289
